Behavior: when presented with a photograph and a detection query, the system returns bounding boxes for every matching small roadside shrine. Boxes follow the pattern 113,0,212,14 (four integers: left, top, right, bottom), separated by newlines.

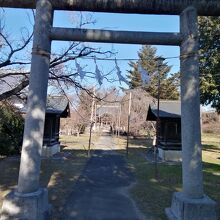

147,100,181,161
42,96,70,156
22,96,70,157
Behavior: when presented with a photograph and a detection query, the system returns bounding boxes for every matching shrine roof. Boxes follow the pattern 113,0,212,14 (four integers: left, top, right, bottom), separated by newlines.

146,100,181,121
21,96,70,117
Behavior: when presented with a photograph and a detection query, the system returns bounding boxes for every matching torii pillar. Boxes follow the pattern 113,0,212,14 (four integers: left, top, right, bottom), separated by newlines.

0,0,53,219
166,7,217,220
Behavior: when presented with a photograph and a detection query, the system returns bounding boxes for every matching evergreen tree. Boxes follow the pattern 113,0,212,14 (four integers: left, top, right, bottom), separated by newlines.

127,45,179,100
199,17,220,112
0,102,24,155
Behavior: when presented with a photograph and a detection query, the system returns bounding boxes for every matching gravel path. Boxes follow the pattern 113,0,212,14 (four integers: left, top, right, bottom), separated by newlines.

61,134,146,220
92,132,117,151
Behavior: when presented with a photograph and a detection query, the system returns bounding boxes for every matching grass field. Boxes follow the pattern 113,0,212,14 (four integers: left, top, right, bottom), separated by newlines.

202,132,220,164
114,133,220,219
0,136,91,219
60,133,100,150
0,132,219,219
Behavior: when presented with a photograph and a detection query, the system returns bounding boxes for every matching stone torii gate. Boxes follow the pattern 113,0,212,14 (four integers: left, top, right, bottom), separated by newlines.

0,1,219,220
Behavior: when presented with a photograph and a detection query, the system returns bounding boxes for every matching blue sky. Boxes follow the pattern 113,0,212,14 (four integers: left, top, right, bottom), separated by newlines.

1,8,180,90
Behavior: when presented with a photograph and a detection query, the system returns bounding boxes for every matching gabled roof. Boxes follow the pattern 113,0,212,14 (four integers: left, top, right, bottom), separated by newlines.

46,96,70,117
21,96,70,118
146,100,181,121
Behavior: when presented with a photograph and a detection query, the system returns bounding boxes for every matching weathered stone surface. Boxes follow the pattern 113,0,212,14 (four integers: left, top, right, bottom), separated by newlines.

51,28,181,46
0,188,51,220
166,6,217,220
180,6,203,199
1,1,53,218
158,148,182,162
1,0,220,16
166,192,217,220
42,143,60,157
17,0,53,194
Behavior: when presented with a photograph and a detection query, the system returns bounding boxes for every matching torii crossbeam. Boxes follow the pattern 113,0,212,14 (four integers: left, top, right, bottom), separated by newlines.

1,0,220,15
0,1,218,220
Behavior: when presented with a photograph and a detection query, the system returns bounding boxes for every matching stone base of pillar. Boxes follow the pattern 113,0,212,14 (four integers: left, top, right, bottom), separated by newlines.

165,192,217,220
0,188,51,220
42,143,60,157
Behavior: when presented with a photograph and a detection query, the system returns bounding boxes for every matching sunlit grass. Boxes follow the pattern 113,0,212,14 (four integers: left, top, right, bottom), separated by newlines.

202,132,220,144
0,134,102,218
1,133,219,219
41,150,88,219
60,133,100,150
0,147,88,219
113,135,152,149
115,133,220,219
202,132,220,165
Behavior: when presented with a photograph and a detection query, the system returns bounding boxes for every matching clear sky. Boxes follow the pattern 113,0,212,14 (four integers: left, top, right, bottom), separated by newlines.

1,8,180,90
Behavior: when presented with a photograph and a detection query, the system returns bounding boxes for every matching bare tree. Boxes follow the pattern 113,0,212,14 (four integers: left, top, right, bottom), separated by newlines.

60,88,93,135
120,88,154,137
60,87,122,136
0,11,114,101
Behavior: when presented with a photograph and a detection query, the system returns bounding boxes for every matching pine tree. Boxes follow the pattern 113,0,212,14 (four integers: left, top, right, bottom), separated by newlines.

199,16,220,112
127,45,179,100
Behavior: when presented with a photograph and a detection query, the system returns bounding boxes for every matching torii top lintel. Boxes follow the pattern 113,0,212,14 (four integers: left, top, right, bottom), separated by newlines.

0,0,220,16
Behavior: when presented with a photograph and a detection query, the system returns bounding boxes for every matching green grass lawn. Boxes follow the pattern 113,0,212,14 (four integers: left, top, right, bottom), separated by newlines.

202,132,220,143
202,132,220,164
0,133,101,218
60,133,100,150
0,133,219,219
0,141,89,219
115,133,220,219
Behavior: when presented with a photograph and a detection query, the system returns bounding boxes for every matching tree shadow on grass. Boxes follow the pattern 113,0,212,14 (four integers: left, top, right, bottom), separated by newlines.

0,146,219,220
0,147,89,220
202,144,220,152
118,136,153,148
203,162,220,218
40,146,89,219
42,142,220,220
122,147,182,220
0,159,20,208
123,147,220,220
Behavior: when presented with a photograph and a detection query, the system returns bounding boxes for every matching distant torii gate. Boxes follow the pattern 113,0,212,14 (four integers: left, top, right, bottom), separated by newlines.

96,104,120,123
0,1,218,220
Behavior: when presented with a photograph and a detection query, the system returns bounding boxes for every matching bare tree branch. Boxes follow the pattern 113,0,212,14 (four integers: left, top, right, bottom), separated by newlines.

0,31,33,68
0,79,29,101
0,12,116,102
0,71,29,78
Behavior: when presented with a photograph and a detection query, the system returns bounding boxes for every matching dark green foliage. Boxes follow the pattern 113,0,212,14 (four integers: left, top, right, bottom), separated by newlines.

0,102,24,155
127,45,179,100
199,17,220,112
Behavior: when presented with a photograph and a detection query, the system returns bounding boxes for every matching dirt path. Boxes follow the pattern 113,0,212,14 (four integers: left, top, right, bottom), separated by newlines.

61,135,146,220
92,132,117,151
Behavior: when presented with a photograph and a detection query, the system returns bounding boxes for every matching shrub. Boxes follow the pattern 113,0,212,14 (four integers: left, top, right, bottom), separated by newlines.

202,123,220,134
202,112,220,134
202,112,219,124
0,102,24,156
